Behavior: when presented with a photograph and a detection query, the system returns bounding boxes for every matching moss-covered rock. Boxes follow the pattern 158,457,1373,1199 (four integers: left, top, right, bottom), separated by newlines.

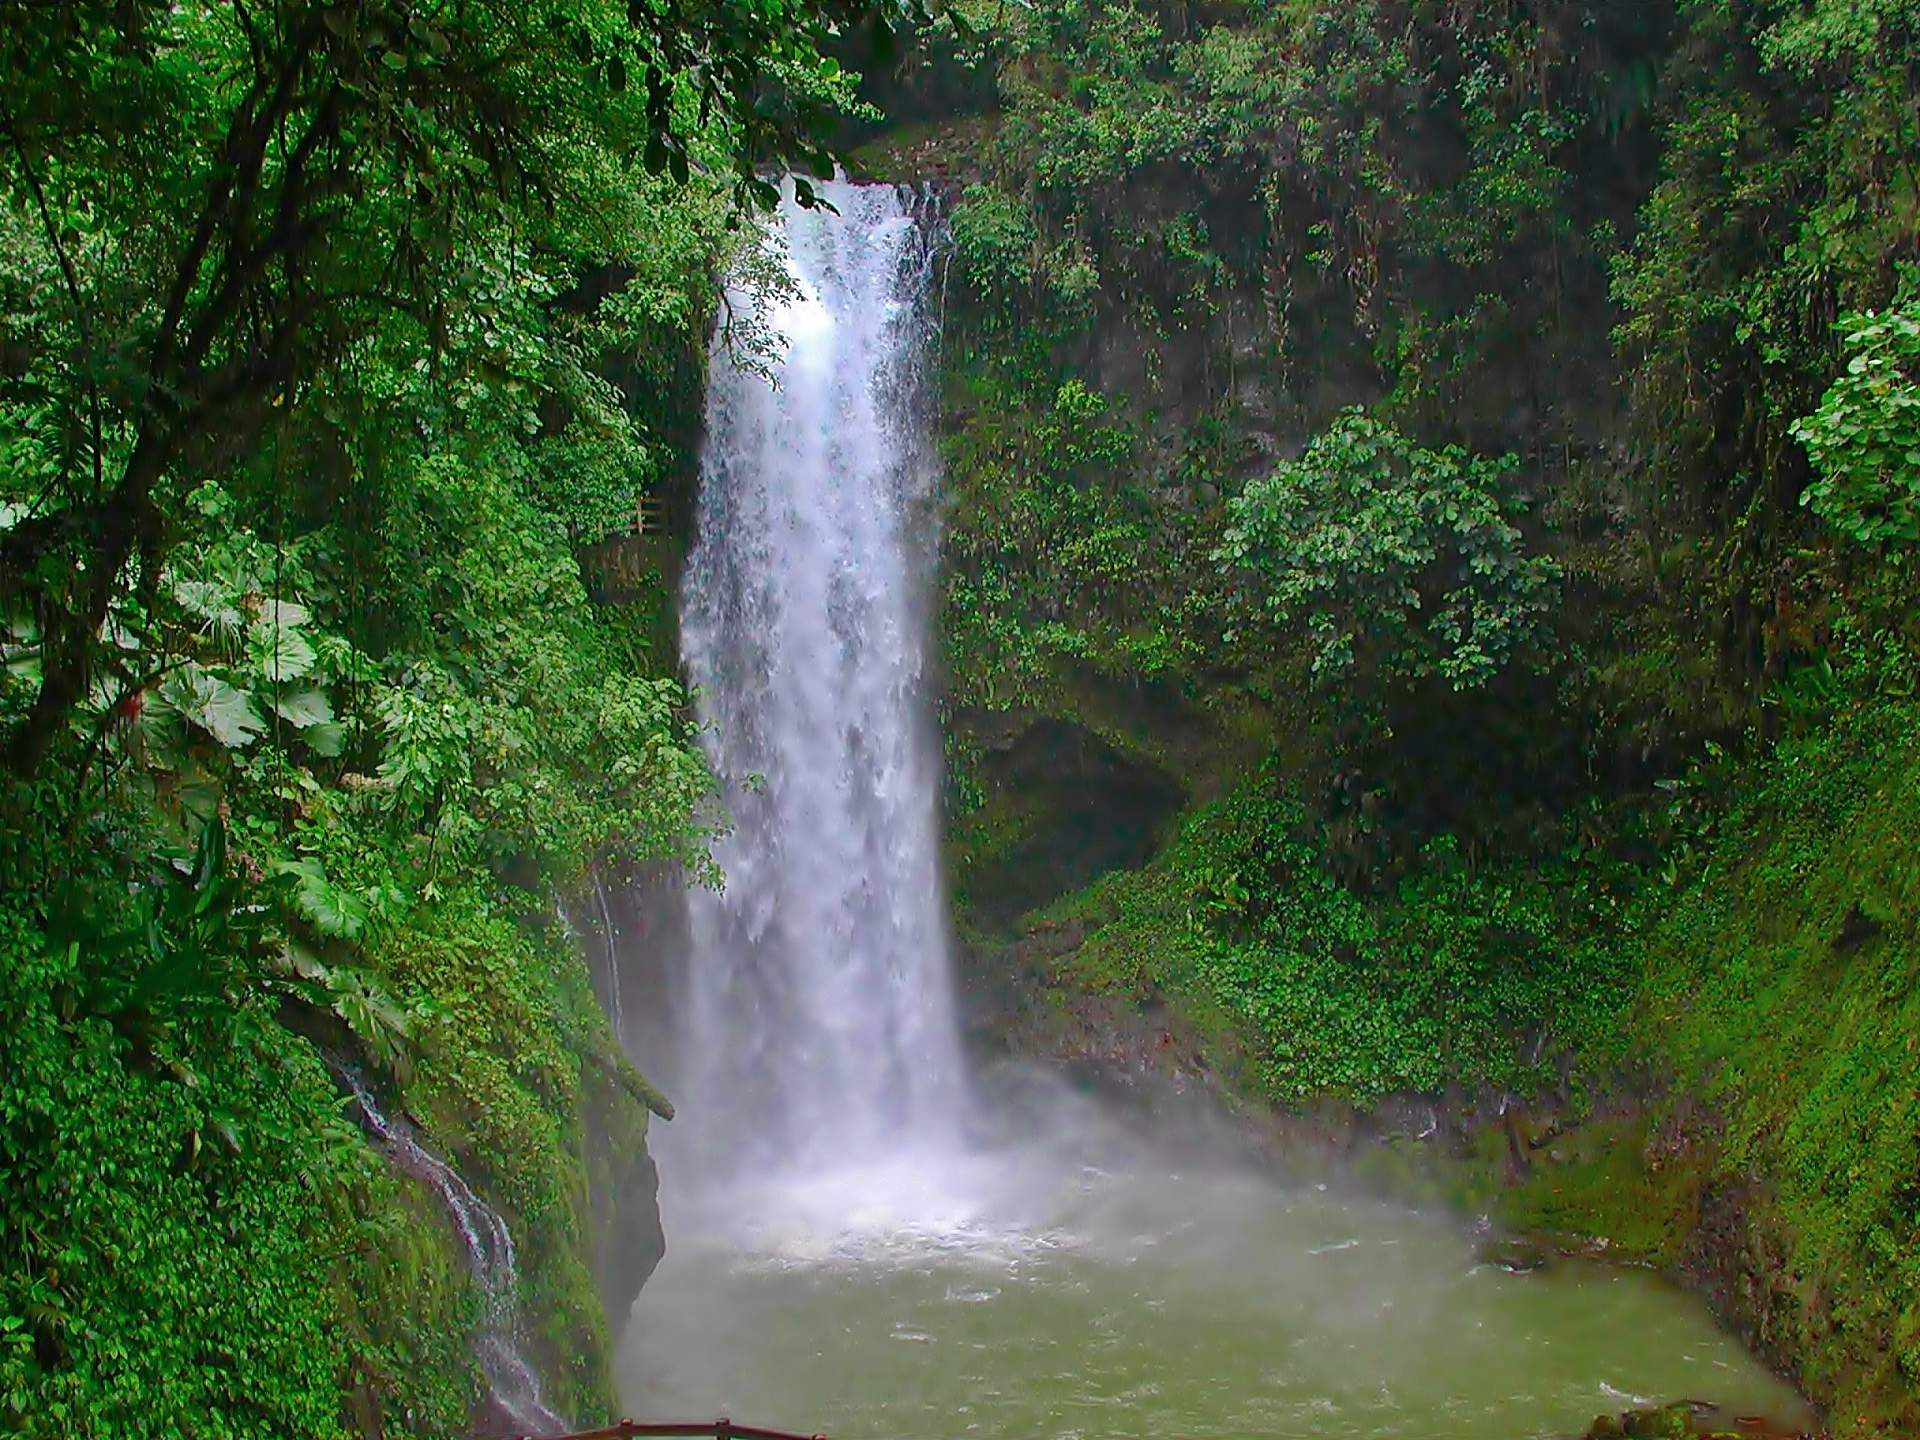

1621,703,1920,1434
365,892,667,1430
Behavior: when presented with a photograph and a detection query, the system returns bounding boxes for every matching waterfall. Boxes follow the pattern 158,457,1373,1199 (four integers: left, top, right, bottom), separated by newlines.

338,1069,565,1435
591,866,625,1045
674,179,965,1182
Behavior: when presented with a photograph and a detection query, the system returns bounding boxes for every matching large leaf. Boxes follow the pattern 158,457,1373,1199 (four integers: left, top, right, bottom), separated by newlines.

269,688,334,728
4,650,41,687
303,720,349,758
3,616,42,687
255,599,312,630
158,663,266,748
272,857,370,939
326,968,414,1080
284,938,330,979
170,578,246,632
248,618,318,680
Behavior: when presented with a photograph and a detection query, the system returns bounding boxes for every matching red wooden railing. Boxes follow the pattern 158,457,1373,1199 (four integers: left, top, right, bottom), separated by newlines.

512,1421,831,1440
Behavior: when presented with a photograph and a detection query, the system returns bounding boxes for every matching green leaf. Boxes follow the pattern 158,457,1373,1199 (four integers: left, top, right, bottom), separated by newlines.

326,968,414,1079
272,858,370,940
269,688,334,728
190,817,227,897
256,599,312,630
4,650,41,687
280,939,331,983
170,579,245,631
303,721,349,758
159,664,266,748
249,619,318,680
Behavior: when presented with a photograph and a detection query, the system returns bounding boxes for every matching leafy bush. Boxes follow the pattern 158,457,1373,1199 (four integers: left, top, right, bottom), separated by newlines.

939,368,1212,712
1037,764,1640,1105
1795,302,1920,546
1216,410,1559,690
950,185,1040,299
0,858,475,1438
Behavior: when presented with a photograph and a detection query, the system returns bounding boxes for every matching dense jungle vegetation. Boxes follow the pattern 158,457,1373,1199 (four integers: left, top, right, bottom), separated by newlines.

5,0,1920,1434
0,0,902,1432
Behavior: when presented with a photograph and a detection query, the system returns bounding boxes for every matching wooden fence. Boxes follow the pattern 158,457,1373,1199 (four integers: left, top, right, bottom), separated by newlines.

509,1421,831,1440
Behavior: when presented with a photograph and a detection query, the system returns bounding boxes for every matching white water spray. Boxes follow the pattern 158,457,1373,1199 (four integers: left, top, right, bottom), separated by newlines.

674,180,964,1186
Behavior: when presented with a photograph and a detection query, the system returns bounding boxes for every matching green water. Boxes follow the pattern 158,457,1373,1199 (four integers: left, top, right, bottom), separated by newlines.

620,1079,1809,1440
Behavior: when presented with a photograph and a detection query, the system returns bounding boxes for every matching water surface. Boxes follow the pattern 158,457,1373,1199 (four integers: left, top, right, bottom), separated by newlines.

623,1078,1808,1440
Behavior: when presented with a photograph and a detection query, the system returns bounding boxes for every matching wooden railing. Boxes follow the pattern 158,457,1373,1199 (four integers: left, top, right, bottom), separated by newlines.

632,494,666,537
511,1421,831,1440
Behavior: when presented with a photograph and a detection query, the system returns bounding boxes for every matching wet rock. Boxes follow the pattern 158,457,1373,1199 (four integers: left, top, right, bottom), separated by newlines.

582,1053,668,1324
1576,1400,1816,1439
1475,1230,1613,1274
1478,1236,1556,1273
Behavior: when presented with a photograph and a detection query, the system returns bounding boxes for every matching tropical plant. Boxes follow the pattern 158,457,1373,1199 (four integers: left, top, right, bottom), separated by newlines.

1795,301,1920,546
1215,410,1559,690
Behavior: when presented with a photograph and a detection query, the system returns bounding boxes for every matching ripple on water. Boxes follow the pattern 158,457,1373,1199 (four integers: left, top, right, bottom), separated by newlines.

623,1115,1815,1440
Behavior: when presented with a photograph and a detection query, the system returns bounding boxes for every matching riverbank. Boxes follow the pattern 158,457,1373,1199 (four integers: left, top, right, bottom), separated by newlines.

953,700,1920,1438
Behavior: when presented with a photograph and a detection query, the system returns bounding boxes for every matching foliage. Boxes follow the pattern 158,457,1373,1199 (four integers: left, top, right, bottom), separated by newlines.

930,0,1920,769
0,931,343,1434
947,184,1041,306
929,0,1920,928
929,0,1693,879
938,0,1659,430
371,891,636,1418
1,363,708,1427
0,845,480,1437
1628,698,1920,1429
0,0,918,1427
1795,301,1920,546
1609,0,1920,577
1025,763,1643,1104
1216,410,1558,690
938,363,1221,713
0,0,909,774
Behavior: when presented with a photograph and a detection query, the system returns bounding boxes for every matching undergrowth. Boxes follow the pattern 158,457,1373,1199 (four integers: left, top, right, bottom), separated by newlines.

1024,765,1646,1104
1632,697,1920,1425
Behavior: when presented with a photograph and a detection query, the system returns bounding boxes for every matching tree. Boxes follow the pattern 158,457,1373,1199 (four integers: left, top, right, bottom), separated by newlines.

0,0,904,775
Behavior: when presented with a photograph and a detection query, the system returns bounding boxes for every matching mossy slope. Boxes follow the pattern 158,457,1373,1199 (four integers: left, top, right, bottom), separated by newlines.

1621,705,1920,1433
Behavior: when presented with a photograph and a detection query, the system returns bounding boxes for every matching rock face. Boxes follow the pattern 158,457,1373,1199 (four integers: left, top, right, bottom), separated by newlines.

580,1051,670,1331
955,717,1187,932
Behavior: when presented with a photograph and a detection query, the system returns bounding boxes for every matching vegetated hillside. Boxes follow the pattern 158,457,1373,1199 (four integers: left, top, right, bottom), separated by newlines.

0,1,894,1433
869,0,1920,1425
1620,699,1920,1430
1408,698,1920,1433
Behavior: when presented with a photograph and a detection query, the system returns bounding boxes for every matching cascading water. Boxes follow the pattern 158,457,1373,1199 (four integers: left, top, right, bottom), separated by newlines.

338,1070,564,1436
590,866,625,1045
618,180,1815,1437
673,179,964,1182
